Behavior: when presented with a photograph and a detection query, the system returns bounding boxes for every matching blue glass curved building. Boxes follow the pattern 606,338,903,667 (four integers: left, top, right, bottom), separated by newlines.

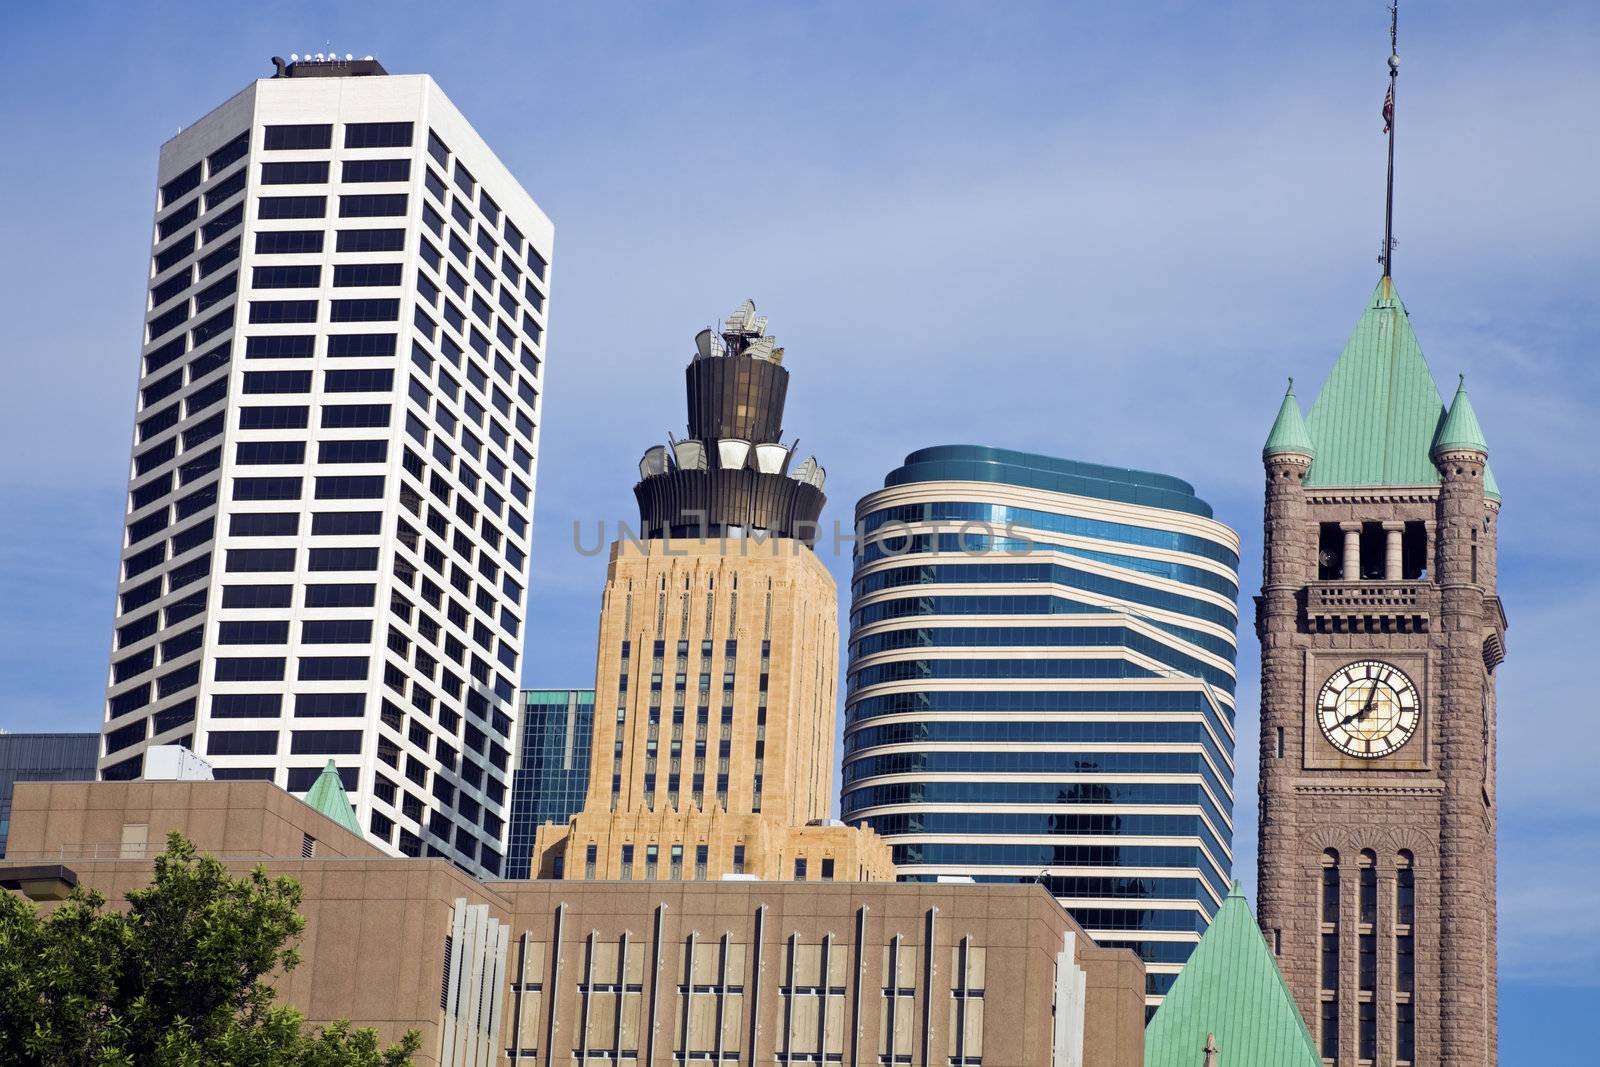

841,446,1240,1007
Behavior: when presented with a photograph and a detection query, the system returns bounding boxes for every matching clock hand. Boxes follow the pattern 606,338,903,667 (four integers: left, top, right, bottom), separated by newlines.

1337,684,1382,728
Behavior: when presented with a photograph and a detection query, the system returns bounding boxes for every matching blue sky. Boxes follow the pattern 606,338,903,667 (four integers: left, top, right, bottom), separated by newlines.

2,2,1594,1059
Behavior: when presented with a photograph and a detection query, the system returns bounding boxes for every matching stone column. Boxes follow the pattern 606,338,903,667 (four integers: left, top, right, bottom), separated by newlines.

1423,520,1436,581
1260,449,1316,1020
1383,522,1405,580
1341,522,1362,581
1432,445,1493,1067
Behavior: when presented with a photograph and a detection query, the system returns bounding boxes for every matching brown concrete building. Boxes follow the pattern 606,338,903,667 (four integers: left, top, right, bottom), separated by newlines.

2,779,1145,1067
532,302,891,883
1256,279,1503,1065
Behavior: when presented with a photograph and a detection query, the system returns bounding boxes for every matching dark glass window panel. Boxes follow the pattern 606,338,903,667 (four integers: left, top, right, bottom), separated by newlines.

206,729,280,755
244,335,315,359
231,476,303,500
249,299,318,324
201,203,244,243
296,692,367,717
154,235,195,275
167,553,212,593
226,547,296,572
199,238,240,276
235,440,307,465
326,333,396,358
252,264,321,289
213,657,286,682
193,275,237,313
238,405,309,430
218,620,290,644
221,584,293,608
141,368,184,408
324,368,394,392
156,200,198,240
321,403,391,428
204,170,246,210
144,335,188,375
211,693,284,718
137,403,180,444
305,583,375,608
422,203,445,236
314,475,385,499
150,268,193,309
153,699,197,734
228,512,299,537
169,517,214,556
184,378,228,417
160,163,203,208
174,483,216,518
147,303,190,342
317,439,387,464
291,729,364,754
119,578,163,615
117,611,160,649
112,648,156,684
342,158,411,183
260,160,329,185
329,298,399,322
263,123,332,150
298,658,370,682
187,343,232,385
208,131,250,173
302,619,374,644
243,370,313,394
333,263,403,287
339,193,408,218
337,227,406,253
104,718,149,754
255,230,324,255
133,439,176,477
345,121,413,149
257,195,327,219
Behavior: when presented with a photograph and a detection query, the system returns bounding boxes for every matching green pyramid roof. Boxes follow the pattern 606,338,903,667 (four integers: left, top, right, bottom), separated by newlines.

1432,376,1489,457
303,760,362,836
1303,278,1446,487
1144,882,1320,1067
1263,379,1315,458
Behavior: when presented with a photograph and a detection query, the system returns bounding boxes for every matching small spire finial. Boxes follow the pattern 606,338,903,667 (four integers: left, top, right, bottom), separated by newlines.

1380,1,1400,278
1458,373,1465,388
1287,376,1295,392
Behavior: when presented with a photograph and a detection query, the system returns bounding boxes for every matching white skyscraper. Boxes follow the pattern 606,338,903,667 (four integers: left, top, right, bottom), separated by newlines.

100,56,552,877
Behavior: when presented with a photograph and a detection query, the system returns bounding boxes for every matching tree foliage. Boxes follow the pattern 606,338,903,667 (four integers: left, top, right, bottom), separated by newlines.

0,832,420,1066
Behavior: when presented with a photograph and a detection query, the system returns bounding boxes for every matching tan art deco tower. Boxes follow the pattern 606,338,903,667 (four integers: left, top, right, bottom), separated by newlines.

1256,277,1502,1066
533,302,892,882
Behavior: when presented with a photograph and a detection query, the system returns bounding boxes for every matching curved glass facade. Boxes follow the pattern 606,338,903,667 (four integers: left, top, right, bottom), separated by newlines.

842,446,1239,1007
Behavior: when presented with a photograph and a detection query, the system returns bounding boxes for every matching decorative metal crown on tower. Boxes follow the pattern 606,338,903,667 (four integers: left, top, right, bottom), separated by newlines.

634,300,826,546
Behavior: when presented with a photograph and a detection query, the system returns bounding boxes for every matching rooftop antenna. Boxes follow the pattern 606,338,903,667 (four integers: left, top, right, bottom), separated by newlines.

1380,0,1399,279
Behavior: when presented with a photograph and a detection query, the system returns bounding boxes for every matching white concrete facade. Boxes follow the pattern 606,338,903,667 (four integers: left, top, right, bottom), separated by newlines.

100,67,553,878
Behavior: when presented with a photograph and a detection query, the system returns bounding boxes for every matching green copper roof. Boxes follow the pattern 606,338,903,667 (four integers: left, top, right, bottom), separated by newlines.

303,760,362,836
1432,376,1489,457
1303,278,1446,487
1262,379,1315,458
1144,882,1321,1067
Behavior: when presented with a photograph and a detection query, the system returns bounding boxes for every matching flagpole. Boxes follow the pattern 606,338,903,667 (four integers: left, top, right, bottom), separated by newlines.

1383,1,1399,279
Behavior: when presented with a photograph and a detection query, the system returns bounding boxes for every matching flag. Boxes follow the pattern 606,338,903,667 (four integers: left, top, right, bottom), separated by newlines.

1382,85,1394,133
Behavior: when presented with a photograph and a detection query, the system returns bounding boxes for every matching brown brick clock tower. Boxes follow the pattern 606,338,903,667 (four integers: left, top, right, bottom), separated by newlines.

1256,276,1504,1066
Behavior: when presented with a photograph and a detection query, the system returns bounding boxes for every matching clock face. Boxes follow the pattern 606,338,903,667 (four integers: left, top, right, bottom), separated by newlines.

1317,660,1421,758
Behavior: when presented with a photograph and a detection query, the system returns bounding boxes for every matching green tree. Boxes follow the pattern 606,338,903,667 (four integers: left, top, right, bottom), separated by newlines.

0,832,420,1066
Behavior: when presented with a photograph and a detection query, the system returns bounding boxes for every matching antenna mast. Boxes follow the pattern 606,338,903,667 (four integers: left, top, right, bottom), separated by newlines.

1382,1,1399,278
